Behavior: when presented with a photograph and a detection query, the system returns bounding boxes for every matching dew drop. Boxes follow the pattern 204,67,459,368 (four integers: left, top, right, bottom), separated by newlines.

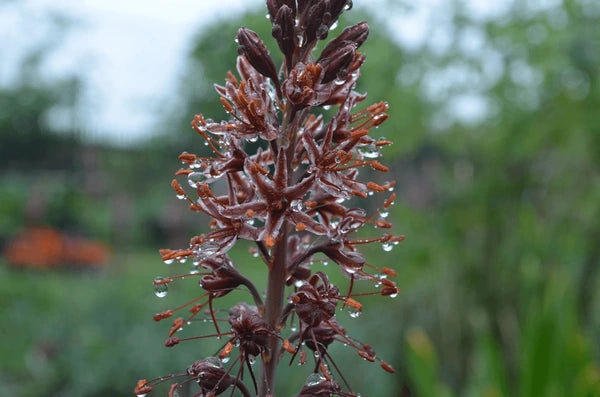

188,172,206,188
291,199,305,212
323,104,331,110
296,32,306,47
389,292,399,299
379,209,389,219
344,1,353,10
221,356,230,364
360,144,380,159
305,373,325,386
178,256,187,264
248,356,256,365
176,194,186,200
153,277,168,298
233,339,241,347
163,258,174,265
313,351,320,358
382,242,393,252
334,76,346,85
322,261,328,266
348,309,361,318
205,357,222,368
265,13,271,19
189,264,200,274
247,136,258,143
329,21,338,31
291,326,298,332
294,280,304,288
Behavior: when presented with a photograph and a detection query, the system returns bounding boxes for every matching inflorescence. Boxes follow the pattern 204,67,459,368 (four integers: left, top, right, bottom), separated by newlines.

135,1,402,396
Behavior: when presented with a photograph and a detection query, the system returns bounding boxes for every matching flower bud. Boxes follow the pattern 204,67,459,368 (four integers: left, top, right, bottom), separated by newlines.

267,0,296,19
272,5,296,66
318,43,356,83
236,28,279,83
319,21,369,61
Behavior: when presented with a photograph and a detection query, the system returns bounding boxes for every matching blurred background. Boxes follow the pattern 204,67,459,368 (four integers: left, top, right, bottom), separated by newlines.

1,0,600,395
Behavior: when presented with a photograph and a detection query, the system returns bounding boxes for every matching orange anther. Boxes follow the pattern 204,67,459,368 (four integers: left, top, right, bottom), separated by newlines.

220,342,234,358
153,310,173,322
367,182,385,192
265,235,276,248
381,361,396,373
345,297,363,311
282,339,296,354
382,267,397,277
384,193,396,208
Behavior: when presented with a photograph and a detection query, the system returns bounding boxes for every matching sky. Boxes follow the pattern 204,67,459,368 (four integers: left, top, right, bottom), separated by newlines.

0,0,512,146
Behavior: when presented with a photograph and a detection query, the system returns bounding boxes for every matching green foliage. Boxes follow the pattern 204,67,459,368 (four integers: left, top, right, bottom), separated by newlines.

2,0,600,396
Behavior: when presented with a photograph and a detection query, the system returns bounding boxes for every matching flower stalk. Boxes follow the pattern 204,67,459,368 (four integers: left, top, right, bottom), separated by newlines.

135,1,403,396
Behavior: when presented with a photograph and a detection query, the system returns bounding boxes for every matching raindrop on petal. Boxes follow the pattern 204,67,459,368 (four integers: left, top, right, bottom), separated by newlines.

305,373,325,386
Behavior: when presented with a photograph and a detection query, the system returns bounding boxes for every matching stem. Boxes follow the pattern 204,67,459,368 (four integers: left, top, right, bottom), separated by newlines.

259,227,288,396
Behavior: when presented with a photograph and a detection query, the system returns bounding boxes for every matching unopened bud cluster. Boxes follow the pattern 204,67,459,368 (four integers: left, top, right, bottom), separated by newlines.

135,1,402,396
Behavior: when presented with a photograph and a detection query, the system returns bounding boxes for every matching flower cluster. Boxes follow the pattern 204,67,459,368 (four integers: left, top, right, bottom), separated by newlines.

135,1,403,396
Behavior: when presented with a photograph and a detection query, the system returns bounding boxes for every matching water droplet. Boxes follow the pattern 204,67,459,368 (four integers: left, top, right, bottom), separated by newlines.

294,280,304,288
323,104,331,110
196,241,219,257
382,242,393,252
248,356,256,365
221,356,230,364
322,261,328,266
252,251,259,258
136,394,147,397
233,339,241,347
189,263,200,274
265,13,271,19
178,256,187,264
291,326,298,332
205,357,222,367
334,76,346,85
389,292,398,299
348,308,361,318
291,200,304,212
247,136,258,143
379,209,389,218
344,1,353,10
246,218,255,226
188,172,206,187
360,144,380,159
305,373,325,386
345,267,358,274
296,32,306,47
336,197,346,203
329,21,338,31
176,194,186,200
313,351,320,358
163,258,174,265
153,277,168,298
